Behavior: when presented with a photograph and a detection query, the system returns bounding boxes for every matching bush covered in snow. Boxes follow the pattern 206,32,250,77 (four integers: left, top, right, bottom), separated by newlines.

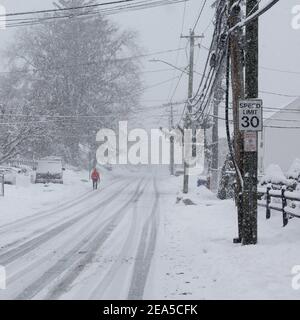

287,159,300,181
259,164,295,189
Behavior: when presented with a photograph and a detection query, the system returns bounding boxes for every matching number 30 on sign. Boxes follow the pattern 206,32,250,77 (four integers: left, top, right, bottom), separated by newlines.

239,99,263,132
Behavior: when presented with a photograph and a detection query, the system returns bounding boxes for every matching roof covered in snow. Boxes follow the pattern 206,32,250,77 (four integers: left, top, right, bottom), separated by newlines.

264,97,300,126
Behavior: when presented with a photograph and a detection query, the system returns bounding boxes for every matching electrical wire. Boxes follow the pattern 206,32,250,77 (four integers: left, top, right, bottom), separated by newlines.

260,66,300,75
192,0,208,32
166,0,187,104
228,0,280,34
260,90,300,98
0,0,137,17
187,0,227,111
1,0,187,29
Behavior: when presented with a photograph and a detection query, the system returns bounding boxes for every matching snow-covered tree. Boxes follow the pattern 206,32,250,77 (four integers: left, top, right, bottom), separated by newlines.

217,153,236,200
0,70,44,163
1,0,142,165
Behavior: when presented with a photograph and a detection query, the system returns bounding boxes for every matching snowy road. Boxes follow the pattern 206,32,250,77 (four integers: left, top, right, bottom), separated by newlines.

0,174,160,300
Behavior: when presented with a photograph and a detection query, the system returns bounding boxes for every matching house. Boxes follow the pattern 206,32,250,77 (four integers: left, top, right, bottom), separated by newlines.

262,98,300,172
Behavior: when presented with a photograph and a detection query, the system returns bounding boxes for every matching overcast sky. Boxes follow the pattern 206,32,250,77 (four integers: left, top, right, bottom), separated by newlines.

0,0,299,130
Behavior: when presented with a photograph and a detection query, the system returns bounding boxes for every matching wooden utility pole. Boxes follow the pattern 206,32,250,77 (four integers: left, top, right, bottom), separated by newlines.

170,103,175,176
242,0,259,245
210,0,226,192
210,78,224,192
181,30,204,194
229,1,245,243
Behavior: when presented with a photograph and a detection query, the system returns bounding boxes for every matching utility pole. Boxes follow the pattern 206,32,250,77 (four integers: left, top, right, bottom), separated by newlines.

169,103,175,176
210,90,220,192
181,30,204,194
229,1,245,243
210,0,226,193
242,0,259,245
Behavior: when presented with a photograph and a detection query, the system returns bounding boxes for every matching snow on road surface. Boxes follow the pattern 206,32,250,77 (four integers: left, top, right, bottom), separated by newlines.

0,167,161,300
1,167,300,300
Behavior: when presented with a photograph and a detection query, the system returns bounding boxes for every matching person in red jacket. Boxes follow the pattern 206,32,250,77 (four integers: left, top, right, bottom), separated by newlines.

91,168,100,190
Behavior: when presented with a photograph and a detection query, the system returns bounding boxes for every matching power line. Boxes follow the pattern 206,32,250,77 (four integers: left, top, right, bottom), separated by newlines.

166,0,187,102
260,90,300,98
229,0,280,34
219,103,300,114
192,0,208,32
2,0,187,28
0,0,183,18
260,66,300,75
208,114,300,129
188,0,226,113
247,0,262,17
264,125,300,129
0,47,189,76
0,0,136,17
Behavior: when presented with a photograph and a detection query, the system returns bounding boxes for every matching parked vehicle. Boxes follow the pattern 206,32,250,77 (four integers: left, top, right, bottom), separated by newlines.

0,166,21,185
15,165,36,183
35,158,65,184
197,175,208,188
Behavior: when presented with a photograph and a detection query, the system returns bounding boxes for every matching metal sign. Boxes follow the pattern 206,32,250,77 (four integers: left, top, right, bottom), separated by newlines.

239,99,263,132
244,131,257,152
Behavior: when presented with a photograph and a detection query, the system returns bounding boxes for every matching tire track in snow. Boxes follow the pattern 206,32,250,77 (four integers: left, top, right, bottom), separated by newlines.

2,180,132,298
127,177,160,300
15,179,145,300
0,180,129,266
86,178,151,299
0,178,122,236
0,178,127,252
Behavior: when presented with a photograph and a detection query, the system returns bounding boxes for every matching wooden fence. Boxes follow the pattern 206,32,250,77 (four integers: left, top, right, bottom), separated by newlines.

258,187,300,227
4,159,37,169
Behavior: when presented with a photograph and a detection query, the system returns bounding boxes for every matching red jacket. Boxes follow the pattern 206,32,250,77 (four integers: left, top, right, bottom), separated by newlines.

91,169,100,181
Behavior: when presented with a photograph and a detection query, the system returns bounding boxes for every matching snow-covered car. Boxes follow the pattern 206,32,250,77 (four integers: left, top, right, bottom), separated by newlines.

197,175,208,187
35,158,64,184
15,165,36,183
0,166,21,185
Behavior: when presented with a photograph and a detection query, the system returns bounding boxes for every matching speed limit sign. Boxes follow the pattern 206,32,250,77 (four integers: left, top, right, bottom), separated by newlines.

239,99,263,131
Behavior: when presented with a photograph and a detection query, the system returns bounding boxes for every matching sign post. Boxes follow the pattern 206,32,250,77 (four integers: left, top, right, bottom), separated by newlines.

239,99,263,245
0,174,4,197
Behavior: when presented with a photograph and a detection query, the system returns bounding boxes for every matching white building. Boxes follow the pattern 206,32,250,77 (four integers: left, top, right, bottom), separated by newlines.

262,98,300,172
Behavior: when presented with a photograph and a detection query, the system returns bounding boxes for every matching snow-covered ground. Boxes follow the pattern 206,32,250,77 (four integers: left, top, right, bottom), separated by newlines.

0,169,90,226
1,166,300,300
146,174,300,300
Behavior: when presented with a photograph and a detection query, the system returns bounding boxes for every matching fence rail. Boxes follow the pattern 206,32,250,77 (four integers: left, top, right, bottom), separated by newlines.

258,187,300,227
4,159,37,169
